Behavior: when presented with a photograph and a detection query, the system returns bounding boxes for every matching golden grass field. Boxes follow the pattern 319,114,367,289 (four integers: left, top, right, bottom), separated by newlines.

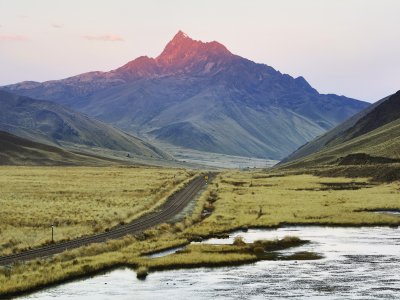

188,171,400,236
0,166,193,255
1,168,400,296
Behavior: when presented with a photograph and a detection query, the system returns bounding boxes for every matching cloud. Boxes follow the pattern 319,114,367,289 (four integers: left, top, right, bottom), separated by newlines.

83,34,124,42
52,23,63,29
0,35,29,42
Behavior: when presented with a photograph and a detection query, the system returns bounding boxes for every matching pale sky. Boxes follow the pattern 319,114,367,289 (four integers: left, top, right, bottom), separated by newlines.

0,0,399,102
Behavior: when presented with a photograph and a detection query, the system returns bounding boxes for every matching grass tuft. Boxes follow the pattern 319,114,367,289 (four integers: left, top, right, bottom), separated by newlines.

136,266,149,280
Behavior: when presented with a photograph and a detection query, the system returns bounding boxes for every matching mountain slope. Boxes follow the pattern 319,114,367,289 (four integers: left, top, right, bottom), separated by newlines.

279,91,400,169
280,94,392,164
0,131,127,166
2,31,369,159
338,91,400,141
0,90,168,159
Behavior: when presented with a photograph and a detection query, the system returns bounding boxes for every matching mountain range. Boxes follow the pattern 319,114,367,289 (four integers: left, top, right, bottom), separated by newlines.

2,31,369,160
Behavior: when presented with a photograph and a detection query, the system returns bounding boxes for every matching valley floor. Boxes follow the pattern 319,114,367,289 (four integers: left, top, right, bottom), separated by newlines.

0,166,194,256
1,167,399,296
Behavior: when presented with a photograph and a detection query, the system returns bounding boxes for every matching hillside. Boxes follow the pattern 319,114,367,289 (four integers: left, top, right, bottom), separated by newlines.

279,91,400,170
0,131,126,166
0,90,169,160
2,31,369,160
280,94,392,164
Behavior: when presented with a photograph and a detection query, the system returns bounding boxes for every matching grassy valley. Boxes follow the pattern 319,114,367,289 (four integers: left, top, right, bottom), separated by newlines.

0,166,193,256
1,89,399,297
0,9,398,298
1,168,399,296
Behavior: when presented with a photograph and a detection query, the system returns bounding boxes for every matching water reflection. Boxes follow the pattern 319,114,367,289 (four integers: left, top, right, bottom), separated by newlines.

146,246,185,258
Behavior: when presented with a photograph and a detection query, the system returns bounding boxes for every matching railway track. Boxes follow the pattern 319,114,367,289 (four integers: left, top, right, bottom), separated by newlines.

0,174,212,266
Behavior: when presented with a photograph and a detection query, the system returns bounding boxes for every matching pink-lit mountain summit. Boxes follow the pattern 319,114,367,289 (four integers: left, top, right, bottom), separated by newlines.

2,31,368,159
117,30,234,78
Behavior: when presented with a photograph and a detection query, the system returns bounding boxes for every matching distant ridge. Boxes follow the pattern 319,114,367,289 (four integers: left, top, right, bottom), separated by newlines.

0,90,169,160
0,131,125,166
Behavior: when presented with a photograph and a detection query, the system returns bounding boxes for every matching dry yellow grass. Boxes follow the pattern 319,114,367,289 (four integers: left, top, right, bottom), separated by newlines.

185,171,400,236
0,166,193,255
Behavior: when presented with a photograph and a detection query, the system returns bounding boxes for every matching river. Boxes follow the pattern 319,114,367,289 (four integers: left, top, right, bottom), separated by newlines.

20,226,400,299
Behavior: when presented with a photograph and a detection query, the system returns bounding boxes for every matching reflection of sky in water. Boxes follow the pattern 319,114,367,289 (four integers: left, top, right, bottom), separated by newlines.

146,246,185,258
201,226,400,258
20,226,400,300
374,211,400,216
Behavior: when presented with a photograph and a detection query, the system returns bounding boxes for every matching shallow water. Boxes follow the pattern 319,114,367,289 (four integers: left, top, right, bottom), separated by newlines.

146,246,185,258
20,226,400,300
373,210,400,216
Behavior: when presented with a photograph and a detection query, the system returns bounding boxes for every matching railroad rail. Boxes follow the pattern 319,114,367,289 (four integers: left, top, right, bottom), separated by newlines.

0,174,212,266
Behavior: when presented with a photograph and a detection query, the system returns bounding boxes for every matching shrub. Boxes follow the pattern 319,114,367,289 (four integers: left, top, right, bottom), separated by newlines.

233,236,246,246
136,266,148,280
204,202,215,211
285,251,323,260
81,264,94,273
173,223,185,232
281,236,301,244
0,267,11,278
253,246,265,256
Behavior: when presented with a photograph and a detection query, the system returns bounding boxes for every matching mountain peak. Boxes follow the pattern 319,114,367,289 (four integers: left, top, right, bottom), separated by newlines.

115,31,233,78
156,31,232,68
174,30,190,40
